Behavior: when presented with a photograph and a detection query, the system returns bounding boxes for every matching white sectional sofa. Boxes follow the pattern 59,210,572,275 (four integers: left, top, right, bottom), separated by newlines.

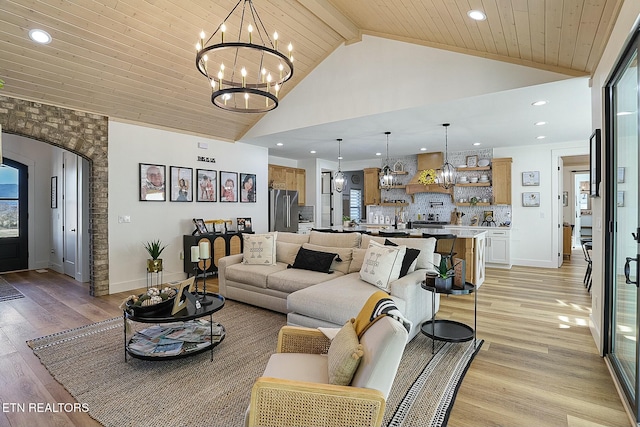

218,231,440,340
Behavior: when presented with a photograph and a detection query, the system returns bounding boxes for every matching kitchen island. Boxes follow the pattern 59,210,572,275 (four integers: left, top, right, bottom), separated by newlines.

333,224,487,287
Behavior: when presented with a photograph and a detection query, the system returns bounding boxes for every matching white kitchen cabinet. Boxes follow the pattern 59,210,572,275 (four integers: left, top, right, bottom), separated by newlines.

486,229,511,268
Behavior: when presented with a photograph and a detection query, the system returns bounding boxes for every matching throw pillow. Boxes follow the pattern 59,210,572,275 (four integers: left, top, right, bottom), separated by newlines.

384,239,421,278
327,319,364,386
276,241,301,265
359,241,406,292
242,233,277,265
302,243,353,274
349,248,367,273
291,247,337,273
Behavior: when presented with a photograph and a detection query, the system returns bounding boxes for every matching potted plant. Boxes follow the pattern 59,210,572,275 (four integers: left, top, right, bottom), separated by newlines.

426,258,457,290
343,216,351,228
144,239,168,273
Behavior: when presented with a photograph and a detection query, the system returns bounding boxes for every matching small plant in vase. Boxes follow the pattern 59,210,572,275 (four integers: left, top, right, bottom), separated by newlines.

426,258,458,290
144,239,168,273
343,216,351,228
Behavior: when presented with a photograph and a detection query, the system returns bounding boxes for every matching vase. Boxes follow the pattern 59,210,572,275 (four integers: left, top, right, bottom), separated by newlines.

434,276,452,291
147,259,163,273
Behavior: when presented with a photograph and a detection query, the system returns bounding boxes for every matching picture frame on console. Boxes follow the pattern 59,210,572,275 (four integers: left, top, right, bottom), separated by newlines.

237,217,252,232
196,169,217,202
193,218,208,235
170,166,193,202
172,277,196,315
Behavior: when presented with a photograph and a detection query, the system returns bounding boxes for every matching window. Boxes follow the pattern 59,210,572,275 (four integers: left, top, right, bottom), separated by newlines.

349,189,362,222
0,165,19,237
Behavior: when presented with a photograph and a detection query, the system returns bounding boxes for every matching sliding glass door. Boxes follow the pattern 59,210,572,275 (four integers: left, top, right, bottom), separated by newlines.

605,26,640,419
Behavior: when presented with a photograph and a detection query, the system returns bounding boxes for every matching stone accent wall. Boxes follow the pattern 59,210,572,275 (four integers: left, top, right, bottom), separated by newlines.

0,95,109,296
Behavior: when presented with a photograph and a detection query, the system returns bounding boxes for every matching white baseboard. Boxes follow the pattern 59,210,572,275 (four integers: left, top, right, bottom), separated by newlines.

109,271,188,294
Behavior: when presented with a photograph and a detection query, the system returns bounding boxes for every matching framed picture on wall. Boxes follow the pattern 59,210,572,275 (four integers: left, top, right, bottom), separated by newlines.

522,192,540,207
196,169,217,202
140,163,166,201
239,173,256,203
169,166,193,202
522,171,540,186
220,171,238,202
51,176,58,209
590,129,601,197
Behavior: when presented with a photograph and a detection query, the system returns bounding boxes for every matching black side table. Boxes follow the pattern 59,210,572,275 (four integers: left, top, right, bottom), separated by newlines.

421,281,477,354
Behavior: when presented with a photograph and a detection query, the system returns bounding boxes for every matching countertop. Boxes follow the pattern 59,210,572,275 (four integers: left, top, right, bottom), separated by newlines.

334,225,487,238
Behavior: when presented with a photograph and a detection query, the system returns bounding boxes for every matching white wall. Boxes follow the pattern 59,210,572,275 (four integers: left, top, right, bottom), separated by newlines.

108,121,269,293
246,35,572,139
589,2,640,354
2,133,56,270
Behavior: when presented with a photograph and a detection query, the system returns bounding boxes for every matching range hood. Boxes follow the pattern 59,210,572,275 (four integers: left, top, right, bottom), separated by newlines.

406,152,453,196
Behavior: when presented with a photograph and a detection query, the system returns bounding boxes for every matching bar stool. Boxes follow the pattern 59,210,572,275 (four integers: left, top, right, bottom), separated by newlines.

581,239,593,292
423,233,457,267
379,230,409,237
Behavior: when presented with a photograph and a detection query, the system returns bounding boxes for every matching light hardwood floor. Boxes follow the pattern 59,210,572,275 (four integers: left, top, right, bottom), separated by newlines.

0,252,632,427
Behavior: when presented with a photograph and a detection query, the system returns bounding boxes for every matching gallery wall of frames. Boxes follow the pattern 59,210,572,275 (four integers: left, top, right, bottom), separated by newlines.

139,163,256,204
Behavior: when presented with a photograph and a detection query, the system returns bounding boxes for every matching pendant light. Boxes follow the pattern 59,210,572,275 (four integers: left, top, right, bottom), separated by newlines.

438,123,457,189
380,131,393,190
334,138,345,193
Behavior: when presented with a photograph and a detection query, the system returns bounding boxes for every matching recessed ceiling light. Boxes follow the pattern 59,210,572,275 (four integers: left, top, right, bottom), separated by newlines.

473,142,481,146
617,111,634,116
535,121,547,126
338,156,343,160
531,100,547,106
420,148,427,151
467,10,486,21
376,152,382,156
310,150,316,154
536,136,546,140
29,29,52,44
276,142,283,146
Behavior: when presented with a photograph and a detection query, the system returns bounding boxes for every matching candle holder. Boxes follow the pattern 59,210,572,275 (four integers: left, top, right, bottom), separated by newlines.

197,257,214,306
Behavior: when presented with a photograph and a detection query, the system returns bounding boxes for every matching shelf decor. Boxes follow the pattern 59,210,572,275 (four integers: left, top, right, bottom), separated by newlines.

417,169,437,185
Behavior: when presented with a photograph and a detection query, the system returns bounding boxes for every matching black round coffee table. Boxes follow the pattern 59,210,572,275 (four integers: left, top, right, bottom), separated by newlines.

421,281,476,354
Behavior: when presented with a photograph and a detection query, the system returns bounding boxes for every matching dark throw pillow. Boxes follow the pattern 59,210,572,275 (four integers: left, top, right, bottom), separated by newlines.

385,239,421,278
290,247,337,273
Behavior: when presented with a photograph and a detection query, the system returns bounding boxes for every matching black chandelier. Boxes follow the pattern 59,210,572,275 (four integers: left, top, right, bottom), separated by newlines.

195,0,294,113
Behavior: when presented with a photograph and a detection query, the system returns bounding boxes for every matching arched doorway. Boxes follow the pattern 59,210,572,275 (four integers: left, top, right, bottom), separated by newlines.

0,158,28,271
0,96,109,296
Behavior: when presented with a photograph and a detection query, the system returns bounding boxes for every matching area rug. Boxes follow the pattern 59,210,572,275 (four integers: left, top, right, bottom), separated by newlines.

27,300,481,427
0,276,24,302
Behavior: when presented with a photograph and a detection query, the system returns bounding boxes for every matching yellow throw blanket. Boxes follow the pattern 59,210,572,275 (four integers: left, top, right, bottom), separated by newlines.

353,291,412,338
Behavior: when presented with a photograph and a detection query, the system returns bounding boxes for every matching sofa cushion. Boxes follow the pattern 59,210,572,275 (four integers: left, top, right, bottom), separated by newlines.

362,234,436,270
359,241,406,292
287,273,407,326
225,262,288,289
309,230,361,248
267,268,343,293
242,233,277,265
276,232,310,245
349,248,367,273
384,239,420,277
302,243,353,274
291,247,337,273
263,353,329,384
328,320,363,386
276,241,301,265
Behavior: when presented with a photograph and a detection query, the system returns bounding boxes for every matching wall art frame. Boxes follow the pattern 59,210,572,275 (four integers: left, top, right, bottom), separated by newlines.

170,166,193,202
522,192,540,207
220,171,238,202
51,176,58,209
240,173,256,203
196,169,217,202
522,171,540,186
140,163,166,201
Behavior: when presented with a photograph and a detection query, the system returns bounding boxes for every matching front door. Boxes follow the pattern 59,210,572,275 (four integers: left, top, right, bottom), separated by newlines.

0,158,28,272
605,25,640,419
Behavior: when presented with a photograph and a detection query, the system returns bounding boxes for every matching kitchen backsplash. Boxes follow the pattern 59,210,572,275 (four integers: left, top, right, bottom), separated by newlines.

365,150,512,226
298,205,315,222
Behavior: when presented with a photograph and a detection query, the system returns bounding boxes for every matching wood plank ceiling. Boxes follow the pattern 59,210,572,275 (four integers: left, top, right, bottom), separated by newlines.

0,0,622,142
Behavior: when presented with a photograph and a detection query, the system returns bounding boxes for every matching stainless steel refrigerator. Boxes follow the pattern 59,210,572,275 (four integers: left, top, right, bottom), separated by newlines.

269,189,299,232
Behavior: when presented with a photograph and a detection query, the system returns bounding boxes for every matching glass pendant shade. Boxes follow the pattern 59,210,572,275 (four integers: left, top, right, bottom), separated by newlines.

334,138,345,193
380,132,393,190
438,123,457,189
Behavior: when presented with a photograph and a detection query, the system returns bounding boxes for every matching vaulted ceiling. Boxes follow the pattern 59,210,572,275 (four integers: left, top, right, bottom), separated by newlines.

0,0,622,147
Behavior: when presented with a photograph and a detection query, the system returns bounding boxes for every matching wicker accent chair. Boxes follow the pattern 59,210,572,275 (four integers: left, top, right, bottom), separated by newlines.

246,316,409,427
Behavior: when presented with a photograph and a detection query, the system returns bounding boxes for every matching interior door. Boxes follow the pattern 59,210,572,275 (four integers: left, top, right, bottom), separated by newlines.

605,29,640,419
0,158,28,272
63,153,77,277
558,157,564,267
